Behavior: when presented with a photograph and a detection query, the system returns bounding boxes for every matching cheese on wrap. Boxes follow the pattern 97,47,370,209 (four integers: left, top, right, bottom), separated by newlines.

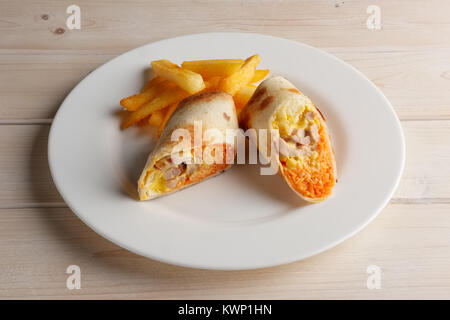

138,91,238,200
239,76,337,202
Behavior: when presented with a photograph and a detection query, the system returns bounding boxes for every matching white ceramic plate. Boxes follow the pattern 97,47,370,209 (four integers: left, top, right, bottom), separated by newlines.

48,33,405,270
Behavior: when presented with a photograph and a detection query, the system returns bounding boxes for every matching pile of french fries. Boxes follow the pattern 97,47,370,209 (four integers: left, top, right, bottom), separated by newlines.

120,55,269,135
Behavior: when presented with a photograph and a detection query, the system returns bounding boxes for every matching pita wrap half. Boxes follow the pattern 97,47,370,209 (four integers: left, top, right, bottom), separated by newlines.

138,91,238,200
239,76,337,202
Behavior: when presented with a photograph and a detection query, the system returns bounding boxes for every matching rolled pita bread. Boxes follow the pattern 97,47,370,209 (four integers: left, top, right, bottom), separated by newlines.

239,76,337,202
138,91,238,200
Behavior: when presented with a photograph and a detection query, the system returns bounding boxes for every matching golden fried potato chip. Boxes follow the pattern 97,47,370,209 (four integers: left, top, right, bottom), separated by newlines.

218,54,261,95
181,59,244,79
152,59,205,94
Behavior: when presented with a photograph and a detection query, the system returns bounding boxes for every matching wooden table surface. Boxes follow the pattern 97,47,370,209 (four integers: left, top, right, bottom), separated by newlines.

1,0,450,299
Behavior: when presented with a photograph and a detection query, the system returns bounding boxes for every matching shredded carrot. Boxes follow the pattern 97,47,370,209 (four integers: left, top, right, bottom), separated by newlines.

281,121,335,199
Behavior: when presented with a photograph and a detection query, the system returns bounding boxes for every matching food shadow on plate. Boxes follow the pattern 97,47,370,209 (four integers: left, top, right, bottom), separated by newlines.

111,67,158,200
233,162,309,209
113,109,159,200
225,137,309,210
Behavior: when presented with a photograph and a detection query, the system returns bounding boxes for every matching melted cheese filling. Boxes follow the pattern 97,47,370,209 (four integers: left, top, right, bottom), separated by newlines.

272,103,317,164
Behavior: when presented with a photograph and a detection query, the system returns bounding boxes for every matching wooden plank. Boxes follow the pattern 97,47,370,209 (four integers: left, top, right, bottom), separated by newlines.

0,0,449,51
395,120,450,200
0,125,63,205
0,121,449,206
1,47,449,120
0,53,115,120
0,203,449,299
332,47,450,121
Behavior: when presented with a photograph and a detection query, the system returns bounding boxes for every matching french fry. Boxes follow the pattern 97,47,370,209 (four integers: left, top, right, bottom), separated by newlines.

250,69,269,83
137,116,150,127
120,55,266,131
234,84,257,110
141,76,165,92
218,54,261,95
120,78,169,111
148,108,166,127
157,103,179,136
203,76,222,91
152,59,205,94
121,85,189,129
181,59,244,79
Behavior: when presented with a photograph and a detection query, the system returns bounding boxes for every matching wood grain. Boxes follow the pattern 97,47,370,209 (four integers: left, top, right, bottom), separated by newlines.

0,204,449,299
0,125,62,206
1,0,449,51
0,0,449,299
395,121,450,201
0,52,115,120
